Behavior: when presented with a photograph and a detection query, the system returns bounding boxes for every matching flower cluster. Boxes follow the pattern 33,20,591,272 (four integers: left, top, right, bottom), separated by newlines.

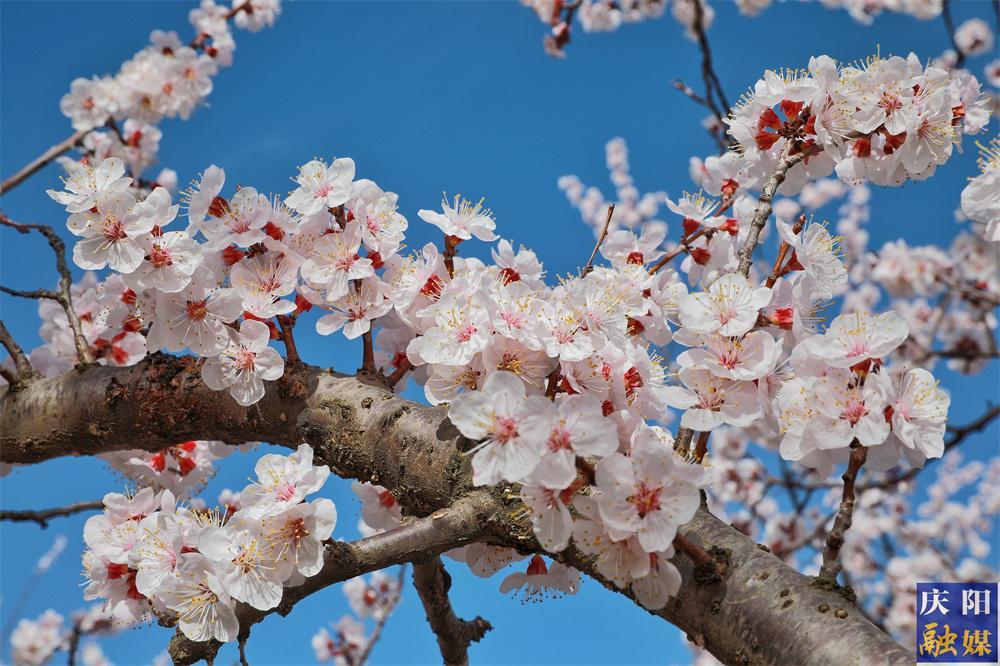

15,44,988,642
60,0,279,133
723,53,987,192
10,610,66,666
80,445,336,644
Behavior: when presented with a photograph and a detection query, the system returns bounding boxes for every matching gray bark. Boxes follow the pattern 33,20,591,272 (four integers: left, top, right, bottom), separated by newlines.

0,356,914,665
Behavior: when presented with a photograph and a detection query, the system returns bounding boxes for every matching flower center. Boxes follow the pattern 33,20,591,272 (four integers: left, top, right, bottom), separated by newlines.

627,481,663,519
185,300,209,321
491,416,519,444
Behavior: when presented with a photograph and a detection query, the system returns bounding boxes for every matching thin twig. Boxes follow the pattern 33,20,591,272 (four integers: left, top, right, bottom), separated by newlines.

673,533,719,579
736,144,805,277
688,0,733,151
692,431,710,463
0,213,94,364
0,130,88,196
0,320,35,381
817,442,867,583
581,204,614,277
358,564,408,665
387,358,412,388
0,500,104,528
443,235,460,278
66,622,83,666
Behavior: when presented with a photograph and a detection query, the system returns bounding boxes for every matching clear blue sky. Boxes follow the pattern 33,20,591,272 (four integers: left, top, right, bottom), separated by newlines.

1,1,997,664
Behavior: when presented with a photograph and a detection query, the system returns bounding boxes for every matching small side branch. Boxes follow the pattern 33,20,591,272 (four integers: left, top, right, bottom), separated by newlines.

581,204,614,277
276,314,300,365
0,213,94,364
736,145,805,278
817,443,868,584
412,556,492,666
357,564,408,664
0,130,87,196
167,492,494,665
0,500,104,528
0,320,35,383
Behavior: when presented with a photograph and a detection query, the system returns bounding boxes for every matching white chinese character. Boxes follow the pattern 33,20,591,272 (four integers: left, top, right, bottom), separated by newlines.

920,588,951,615
963,589,991,616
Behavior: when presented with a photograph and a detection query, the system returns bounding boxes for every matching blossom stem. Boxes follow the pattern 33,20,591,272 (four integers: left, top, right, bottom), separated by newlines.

692,431,710,463
817,442,868,584
443,235,460,278
361,329,377,373
581,204,614,277
673,533,717,574
387,357,412,388
276,314,300,365
764,214,805,289
647,227,711,275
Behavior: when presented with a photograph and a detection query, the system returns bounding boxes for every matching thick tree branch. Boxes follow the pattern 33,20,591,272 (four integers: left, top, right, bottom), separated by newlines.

1,357,915,665
0,500,103,528
412,556,492,666
168,493,496,665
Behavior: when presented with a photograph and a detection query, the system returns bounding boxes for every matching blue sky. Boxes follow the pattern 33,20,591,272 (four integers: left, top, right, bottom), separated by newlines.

1,1,997,664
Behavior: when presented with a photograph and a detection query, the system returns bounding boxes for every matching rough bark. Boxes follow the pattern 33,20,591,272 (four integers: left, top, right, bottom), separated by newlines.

412,557,493,665
0,357,915,665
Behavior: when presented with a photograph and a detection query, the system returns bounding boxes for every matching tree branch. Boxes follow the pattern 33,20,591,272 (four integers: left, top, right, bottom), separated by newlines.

412,556,492,666
0,319,35,383
736,144,805,277
0,500,103,528
1,357,916,665
168,493,496,665
0,213,94,364
357,564,408,665
818,443,867,584
0,130,88,196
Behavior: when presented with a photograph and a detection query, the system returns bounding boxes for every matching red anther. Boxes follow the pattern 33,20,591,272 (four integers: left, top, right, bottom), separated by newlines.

208,195,229,218
499,267,521,284
264,221,284,241
852,138,872,158
223,246,245,266
627,316,645,337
